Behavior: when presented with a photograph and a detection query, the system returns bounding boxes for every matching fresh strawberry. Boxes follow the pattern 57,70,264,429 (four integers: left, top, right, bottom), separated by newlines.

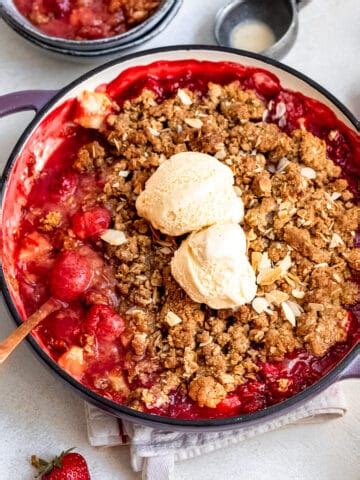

31,449,90,479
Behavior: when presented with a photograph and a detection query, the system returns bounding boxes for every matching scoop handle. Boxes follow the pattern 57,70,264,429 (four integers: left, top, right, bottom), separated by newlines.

0,90,58,117
0,298,62,364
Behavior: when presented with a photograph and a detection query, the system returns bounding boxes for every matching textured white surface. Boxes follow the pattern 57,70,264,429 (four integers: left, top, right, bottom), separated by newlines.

0,0,359,478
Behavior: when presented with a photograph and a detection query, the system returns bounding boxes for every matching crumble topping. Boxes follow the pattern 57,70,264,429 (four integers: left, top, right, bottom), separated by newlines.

69,82,359,410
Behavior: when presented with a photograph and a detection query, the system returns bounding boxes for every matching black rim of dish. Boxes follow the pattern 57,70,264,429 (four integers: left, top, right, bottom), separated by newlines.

0,45,359,429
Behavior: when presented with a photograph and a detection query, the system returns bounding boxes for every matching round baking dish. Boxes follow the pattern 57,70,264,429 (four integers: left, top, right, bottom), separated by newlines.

1,46,359,432
0,0,180,55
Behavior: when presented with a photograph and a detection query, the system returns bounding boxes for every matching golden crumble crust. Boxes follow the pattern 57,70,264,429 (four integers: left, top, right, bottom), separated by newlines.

72,83,359,411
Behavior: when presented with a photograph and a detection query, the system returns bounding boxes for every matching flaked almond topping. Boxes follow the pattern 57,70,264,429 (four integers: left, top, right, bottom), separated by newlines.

329,232,344,248
100,229,127,246
292,289,305,299
277,157,290,172
281,301,296,327
118,170,130,177
262,109,269,122
184,118,203,129
148,126,160,137
177,89,192,105
284,274,296,287
252,297,273,314
257,266,282,286
286,300,304,317
314,262,329,269
215,150,227,160
275,102,286,119
300,166,316,179
165,311,182,327
258,251,272,272
247,229,257,241
265,290,289,305
126,306,145,315
251,251,263,273
278,253,292,273
332,273,342,283
331,191,342,201
159,246,172,255
199,336,213,347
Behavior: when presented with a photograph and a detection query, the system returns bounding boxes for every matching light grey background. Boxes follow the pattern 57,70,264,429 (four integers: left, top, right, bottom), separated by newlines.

0,0,359,478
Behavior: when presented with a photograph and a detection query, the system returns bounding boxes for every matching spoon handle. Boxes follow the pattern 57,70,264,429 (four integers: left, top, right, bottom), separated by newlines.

0,298,62,364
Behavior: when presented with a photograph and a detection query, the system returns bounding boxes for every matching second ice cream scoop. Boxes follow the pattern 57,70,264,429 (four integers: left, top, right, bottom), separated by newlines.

171,223,257,309
135,152,243,236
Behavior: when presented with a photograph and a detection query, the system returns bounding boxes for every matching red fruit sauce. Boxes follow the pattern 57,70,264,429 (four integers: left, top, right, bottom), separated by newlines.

13,0,160,41
4,60,360,420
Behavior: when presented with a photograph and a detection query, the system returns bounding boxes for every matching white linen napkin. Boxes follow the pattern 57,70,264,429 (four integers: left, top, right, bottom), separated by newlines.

85,384,346,480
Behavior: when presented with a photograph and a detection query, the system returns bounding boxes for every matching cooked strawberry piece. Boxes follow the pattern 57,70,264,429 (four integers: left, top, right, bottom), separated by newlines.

43,306,84,349
83,304,125,342
71,206,111,240
32,449,90,480
18,231,52,262
216,394,242,416
50,171,79,202
50,251,92,301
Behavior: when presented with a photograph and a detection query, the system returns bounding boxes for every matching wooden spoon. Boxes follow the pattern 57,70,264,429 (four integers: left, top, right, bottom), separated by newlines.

0,298,63,364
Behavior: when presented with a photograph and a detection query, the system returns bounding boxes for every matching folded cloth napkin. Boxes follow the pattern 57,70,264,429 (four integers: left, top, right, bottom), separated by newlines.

85,384,346,480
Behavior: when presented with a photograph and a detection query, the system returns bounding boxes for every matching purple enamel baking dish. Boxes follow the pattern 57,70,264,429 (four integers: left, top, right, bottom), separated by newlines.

0,46,359,432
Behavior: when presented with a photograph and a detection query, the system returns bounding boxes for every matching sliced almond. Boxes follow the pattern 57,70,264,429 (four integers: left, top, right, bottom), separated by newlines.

265,290,289,305
275,102,286,119
215,149,227,160
148,126,160,136
286,300,304,317
329,232,344,248
292,289,305,299
281,302,296,327
258,251,272,272
247,229,257,241
276,157,290,172
300,166,316,179
165,311,182,327
184,118,203,129
251,251,263,273
331,192,341,201
278,253,292,273
257,266,282,286
177,89,192,105
126,306,145,316
100,229,127,246
118,170,130,177
252,297,273,314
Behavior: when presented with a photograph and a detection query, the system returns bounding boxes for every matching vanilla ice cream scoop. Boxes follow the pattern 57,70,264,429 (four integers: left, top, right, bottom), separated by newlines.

135,152,243,236
171,223,257,309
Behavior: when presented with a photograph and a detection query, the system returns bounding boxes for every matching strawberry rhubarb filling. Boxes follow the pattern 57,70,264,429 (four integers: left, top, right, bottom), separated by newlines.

5,60,360,419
